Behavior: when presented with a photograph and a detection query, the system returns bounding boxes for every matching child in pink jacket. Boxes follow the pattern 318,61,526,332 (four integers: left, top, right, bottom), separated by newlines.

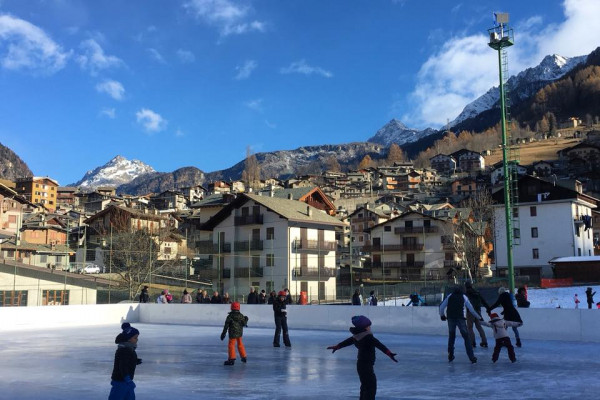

481,313,522,363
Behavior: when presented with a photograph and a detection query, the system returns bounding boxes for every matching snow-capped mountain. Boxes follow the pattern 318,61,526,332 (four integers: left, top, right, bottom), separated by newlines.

73,155,155,190
449,54,588,127
367,119,437,146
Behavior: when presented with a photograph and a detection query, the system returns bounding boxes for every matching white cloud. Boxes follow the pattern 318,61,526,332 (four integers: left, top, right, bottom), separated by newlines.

76,39,122,76
244,98,263,112
183,0,265,37
280,59,333,78
0,14,70,74
100,108,116,119
136,108,167,133
234,59,257,80
95,79,125,100
148,48,166,64
404,0,600,128
265,120,276,129
175,129,185,137
177,49,195,63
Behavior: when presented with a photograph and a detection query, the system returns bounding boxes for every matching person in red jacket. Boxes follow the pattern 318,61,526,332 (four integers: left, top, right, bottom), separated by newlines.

327,316,397,400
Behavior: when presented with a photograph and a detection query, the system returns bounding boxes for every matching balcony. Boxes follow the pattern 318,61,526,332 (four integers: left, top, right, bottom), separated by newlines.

363,243,424,252
444,260,464,268
234,267,264,277
293,239,337,252
292,266,336,279
234,214,263,226
394,226,439,234
364,261,424,269
195,241,231,254
234,240,263,252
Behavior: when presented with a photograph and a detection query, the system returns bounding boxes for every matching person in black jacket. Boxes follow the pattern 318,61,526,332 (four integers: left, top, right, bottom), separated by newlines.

267,291,276,304
488,287,523,348
585,287,596,309
273,291,291,347
247,287,259,304
139,286,149,303
439,286,481,363
109,322,142,400
464,281,489,348
327,316,397,400
515,287,530,308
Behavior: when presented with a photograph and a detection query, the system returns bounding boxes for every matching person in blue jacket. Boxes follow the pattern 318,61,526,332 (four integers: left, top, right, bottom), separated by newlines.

406,292,424,306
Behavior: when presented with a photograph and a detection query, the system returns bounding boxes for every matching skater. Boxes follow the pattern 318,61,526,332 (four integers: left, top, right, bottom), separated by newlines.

165,290,173,303
515,287,530,308
352,289,363,305
247,287,259,304
180,289,192,304
267,290,276,304
574,294,580,309
220,301,248,366
406,292,423,306
585,287,596,309
273,290,291,347
464,281,489,348
367,290,378,306
139,286,149,303
488,287,523,347
481,313,522,363
109,322,142,400
439,286,481,363
327,316,397,400
284,288,293,304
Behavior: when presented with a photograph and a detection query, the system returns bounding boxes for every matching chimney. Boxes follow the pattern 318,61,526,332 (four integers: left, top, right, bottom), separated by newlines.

270,189,274,197
288,193,293,200
307,205,312,217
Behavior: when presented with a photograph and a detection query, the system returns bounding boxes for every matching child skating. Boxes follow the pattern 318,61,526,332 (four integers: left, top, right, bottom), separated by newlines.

327,316,397,400
220,301,248,365
109,322,142,400
481,313,522,363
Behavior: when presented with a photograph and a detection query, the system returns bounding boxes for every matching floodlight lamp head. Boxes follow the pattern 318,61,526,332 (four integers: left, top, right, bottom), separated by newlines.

494,12,509,25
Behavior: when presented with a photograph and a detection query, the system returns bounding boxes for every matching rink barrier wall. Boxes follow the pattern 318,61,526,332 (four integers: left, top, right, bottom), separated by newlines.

2,304,599,343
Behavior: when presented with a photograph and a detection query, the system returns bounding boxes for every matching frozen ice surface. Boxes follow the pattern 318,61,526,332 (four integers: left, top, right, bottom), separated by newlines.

1,323,599,400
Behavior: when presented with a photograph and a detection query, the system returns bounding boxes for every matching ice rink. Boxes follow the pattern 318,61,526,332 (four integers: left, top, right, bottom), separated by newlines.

1,323,599,400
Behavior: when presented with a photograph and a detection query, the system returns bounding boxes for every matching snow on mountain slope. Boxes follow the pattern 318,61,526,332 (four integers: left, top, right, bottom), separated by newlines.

449,54,588,127
72,155,155,190
367,119,436,146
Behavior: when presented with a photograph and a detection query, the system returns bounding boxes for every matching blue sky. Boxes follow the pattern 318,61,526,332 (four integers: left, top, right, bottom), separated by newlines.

1,0,599,185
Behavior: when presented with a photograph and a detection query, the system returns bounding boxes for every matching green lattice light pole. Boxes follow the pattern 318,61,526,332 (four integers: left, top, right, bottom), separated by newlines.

488,12,516,293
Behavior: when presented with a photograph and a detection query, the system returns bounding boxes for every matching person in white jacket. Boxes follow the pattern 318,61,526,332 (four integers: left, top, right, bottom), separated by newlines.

481,313,523,363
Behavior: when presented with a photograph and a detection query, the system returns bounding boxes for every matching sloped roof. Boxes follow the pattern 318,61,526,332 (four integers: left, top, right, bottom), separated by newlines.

203,193,343,229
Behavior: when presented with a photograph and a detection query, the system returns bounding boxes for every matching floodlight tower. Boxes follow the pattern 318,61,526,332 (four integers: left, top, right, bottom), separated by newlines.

488,13,517,293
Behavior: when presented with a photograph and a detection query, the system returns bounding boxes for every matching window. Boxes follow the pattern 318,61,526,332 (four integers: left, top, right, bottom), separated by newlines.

424,220,431,228
513,228,520,239
578,248,582,256
384,226,391,232
530,206,537,216
532,248,539,259
405,220,413,228
266,254,274,267
512,207,519,218
531,227,538,238
43,290,69,305
0,290,28,307
266,227,275,240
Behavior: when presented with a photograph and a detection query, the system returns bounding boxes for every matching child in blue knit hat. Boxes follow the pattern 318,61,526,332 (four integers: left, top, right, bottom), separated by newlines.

327,315,397,400
109,322,142,400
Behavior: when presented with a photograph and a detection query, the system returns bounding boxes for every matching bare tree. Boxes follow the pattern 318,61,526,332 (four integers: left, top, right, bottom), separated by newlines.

241,146,261,192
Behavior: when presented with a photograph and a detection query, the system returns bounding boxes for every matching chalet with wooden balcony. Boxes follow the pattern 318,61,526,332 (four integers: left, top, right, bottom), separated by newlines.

201,193,344,302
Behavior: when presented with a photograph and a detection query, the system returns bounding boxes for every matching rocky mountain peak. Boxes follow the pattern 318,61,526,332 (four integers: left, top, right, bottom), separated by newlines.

72,155,155,190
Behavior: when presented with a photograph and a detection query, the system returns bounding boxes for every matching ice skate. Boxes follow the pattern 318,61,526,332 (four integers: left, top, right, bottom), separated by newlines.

241,357,247,363
223,359,235,366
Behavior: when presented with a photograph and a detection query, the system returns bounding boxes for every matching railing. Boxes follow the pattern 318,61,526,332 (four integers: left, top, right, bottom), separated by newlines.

293,239,337,252
444,260,464,268
292,266,336,279
363,243,424,252
195,242,231,254
234,240,264,252
234,214,264,225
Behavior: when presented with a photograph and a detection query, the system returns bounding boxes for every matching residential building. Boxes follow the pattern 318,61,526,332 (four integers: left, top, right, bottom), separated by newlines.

430,154,457,175
452,149,485,173
15,177,59,211
201,193,344,302
492,175,597,281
